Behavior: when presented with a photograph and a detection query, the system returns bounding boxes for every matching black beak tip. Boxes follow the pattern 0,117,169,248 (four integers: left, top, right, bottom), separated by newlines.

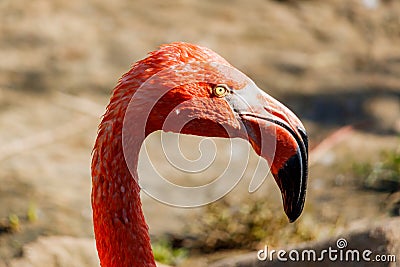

277,150,307,223
287,205,303,223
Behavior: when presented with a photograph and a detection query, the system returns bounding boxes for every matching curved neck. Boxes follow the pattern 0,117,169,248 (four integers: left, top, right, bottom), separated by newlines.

91,91,156,267
90,43,228,266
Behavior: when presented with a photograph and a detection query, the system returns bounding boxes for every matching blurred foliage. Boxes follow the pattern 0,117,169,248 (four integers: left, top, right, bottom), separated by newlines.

185,199,316,252
152,238,187,266
353,147,400,192
8,214,20,232
0,204,38,236
27,202,38,223
0,215,17,234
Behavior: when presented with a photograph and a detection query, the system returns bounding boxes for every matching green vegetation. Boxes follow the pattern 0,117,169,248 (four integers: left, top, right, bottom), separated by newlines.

0,203,38,235
27,202,38,222
152,238,187,266
186,199,317,252
353,148,400,192
8,214,20,232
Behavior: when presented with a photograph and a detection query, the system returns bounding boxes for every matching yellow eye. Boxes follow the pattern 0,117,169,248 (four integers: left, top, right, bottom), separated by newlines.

213,84,229,97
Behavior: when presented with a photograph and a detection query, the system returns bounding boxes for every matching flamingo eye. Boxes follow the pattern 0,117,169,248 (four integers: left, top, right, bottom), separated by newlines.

212,84,229,97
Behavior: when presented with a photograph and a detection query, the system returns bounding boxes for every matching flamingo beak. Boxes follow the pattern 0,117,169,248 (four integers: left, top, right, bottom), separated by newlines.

227,84,308,222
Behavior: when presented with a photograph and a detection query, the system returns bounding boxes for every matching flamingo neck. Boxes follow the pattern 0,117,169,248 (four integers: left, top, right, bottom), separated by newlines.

91,42,227,266
91,107,156,267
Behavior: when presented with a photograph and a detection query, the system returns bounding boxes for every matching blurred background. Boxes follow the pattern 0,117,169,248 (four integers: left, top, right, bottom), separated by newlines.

0,0,399,266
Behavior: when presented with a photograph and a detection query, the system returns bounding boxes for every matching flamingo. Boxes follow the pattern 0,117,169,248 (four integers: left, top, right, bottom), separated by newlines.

91,42,308,267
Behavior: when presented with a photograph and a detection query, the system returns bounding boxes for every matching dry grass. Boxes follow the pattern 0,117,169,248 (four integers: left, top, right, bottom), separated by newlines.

184,199,317,253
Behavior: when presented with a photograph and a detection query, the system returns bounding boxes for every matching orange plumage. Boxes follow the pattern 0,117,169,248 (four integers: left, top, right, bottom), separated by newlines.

92,42,308,266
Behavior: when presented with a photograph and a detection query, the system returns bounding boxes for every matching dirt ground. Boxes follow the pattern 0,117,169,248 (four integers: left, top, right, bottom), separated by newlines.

0,0,400,266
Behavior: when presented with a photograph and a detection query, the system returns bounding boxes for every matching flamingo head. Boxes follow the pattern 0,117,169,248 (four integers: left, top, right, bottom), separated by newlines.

122,42,308,222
